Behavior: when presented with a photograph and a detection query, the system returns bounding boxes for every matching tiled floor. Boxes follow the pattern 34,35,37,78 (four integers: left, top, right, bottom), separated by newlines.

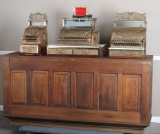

0,111,160,134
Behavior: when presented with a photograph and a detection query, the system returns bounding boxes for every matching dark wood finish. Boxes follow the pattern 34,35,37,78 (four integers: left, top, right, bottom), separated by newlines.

53,72,71,108
31,71,48,106
2,56,10,115
99,74,117,110
123,75,141,112
2,52,153,127
76,72,94,109
11,70,27,105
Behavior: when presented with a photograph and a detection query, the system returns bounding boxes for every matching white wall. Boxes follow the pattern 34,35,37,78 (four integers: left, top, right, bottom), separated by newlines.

0,0,160,116
1,0,160,55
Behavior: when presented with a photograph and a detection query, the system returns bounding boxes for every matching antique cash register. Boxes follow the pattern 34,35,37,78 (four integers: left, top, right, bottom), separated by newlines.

109,12,146,57
47,6,106,56
20,12,48,55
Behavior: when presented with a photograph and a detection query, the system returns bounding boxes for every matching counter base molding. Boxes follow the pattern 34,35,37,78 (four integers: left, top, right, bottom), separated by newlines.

16,120,145,134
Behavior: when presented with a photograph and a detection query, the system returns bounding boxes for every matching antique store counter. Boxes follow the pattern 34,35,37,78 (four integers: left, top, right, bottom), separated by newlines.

2,52,153,133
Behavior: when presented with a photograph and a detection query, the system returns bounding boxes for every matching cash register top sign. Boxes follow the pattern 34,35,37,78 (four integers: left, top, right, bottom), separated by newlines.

63,6,95,29
28,12,48,27
73,6,88,16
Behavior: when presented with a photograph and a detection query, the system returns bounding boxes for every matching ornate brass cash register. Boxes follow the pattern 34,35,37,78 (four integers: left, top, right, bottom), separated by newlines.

47,6,106,56
20,13,48,55
109,12,146,57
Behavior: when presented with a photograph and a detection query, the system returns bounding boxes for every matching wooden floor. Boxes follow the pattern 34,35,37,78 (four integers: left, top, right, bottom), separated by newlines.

0,111,160,134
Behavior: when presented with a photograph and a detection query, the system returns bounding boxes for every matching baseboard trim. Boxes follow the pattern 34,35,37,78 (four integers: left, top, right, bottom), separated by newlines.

153,56,160,61
151,116,160,123
0,51,16,55
0,105,3,111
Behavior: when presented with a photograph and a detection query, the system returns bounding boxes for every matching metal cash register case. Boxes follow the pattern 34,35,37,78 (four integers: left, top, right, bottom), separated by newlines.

109,12,146,57
47,7,106,56
59,18,99,45
20,13,48,55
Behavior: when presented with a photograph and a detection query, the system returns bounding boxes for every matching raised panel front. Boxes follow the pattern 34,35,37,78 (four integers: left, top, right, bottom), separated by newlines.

32,71,48,106
53,72,71,108
11,70,27,105
99,74,117,110
2,53,153,126
76,73,94,109
123,75,141,112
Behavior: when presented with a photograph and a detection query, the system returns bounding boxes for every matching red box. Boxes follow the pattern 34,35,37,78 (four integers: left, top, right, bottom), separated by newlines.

75,7,86,16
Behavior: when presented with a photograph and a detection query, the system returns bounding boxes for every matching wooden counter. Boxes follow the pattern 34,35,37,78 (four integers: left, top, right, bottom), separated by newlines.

2,52,153,127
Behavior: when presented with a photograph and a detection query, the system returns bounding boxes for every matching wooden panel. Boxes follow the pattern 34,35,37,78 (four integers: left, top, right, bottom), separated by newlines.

53,72,71,108
71,72,76,108
140,63,152,124
48,71,53,107
11,70,27,105
117,74,123,112
32,71,48,106
76,73,94,109
9,54,143,74
3,53,153,126
27,70,32,105
2,56,11,114
123,75,141,112
93,72,99,110
10,105,141,124
99,74,117,110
